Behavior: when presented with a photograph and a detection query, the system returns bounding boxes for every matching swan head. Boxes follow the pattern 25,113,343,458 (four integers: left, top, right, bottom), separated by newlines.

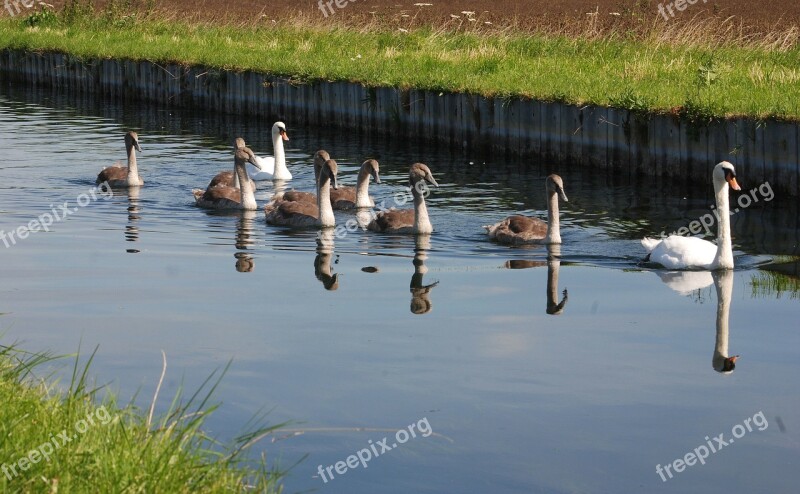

235,146,261,170
125,131,142,152
546,174,567,202
362,159,381,184
322,159,338,189
233,137,246,150
272,122,289,142
714,161,741,191
313,150,330,180
409,163,438,189
717,355,739,373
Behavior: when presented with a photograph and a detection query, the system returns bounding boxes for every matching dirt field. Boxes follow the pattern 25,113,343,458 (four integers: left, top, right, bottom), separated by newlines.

42,1,800,33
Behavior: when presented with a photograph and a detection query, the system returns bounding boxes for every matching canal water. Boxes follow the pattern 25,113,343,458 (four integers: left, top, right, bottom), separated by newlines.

0,83,798,493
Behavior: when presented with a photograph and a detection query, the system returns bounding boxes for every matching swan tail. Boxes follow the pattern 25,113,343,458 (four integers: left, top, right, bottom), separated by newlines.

641,237,661,253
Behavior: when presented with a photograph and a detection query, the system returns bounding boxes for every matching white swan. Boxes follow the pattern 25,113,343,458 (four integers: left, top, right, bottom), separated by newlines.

96,131,143,187
642,161,741,270
192,145,262,210
249,122,291,180
484,174,567,244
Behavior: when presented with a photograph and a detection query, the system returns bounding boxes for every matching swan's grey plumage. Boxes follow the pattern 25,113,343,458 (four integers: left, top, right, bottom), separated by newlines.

264,159,339,227
192,145,262,210
97,131,143,187
485,174,567,245
368,163,438,234
274,150,329,203
208,138,256,190
330,159,381,209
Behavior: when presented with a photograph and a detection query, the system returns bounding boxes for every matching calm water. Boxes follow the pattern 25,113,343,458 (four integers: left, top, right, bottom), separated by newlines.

1,83,798,493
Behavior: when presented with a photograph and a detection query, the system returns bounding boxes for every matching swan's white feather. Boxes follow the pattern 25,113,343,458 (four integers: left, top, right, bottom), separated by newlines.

248,156,276,180
655,270,714,294
645,235,718,270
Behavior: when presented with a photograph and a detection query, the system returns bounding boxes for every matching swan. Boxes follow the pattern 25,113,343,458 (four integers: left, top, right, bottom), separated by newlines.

367,163,438,234
192,145,262,210
207,137,256,190
330,159,381,209
642,161,741,270
484,174,567,244
249,122,291,180
96,131,143,187
276,150,329,203
264,158,338,227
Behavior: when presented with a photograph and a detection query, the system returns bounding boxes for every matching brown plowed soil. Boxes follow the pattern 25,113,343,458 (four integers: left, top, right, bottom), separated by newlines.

40,1,800,33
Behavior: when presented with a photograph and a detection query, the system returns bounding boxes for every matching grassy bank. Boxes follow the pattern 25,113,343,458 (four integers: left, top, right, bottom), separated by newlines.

0,3,799,120
0,344,283,493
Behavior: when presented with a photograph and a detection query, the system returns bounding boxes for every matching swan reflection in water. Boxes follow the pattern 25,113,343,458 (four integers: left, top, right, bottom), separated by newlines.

503,245,568,315
652,269,738,373
114,185,141,252
315,228,339,290
712,270,739,374
234,210,257,273
410,235,439,315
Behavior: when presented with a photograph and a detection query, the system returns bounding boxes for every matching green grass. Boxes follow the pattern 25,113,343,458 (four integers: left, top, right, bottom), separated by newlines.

1,4,799,119
0,343,284,493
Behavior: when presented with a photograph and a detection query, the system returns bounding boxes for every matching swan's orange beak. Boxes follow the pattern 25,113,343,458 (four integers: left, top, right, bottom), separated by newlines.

280,130,289,142
727,176,741,191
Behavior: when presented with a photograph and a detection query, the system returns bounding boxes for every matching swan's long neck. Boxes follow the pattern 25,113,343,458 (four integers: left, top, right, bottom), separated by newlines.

547,259,560,311
713,181,734,269
355,168,373,208
233,160,241,188
317,175,335,227
412,183,433,234
236,161,257,210
545,190,561,244
712,271,733,371
272,132,289,179
126,144,141,185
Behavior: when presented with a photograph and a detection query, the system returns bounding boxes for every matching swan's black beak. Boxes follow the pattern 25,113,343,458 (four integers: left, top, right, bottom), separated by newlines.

331,175,338,190
373,171,381,184
558,187,568,202
426,174,439,187
134,141,142,153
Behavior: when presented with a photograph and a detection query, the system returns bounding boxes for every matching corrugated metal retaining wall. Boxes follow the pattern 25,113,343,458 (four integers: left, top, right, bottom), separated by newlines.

1,49,797,196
